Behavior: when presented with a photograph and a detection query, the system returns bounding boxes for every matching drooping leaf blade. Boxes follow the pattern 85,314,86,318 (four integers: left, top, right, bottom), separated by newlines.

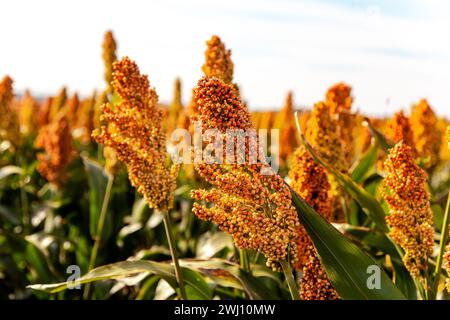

294,112,388,233
290,188,405,300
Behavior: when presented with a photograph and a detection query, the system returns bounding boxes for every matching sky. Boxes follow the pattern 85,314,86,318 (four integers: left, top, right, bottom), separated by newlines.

1,0,449,117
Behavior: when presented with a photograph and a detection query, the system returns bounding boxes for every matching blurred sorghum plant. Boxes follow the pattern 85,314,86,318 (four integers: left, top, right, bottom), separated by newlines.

0,75,21,148
92,57,179,211
49,87,67,122
35,115,74,185
17,90,39,136
275,91,298,167
288,146,339,300
202,35,234,85
306,101,346,221
410,99,441,168
385,111,417,156
326,82,355,168
306,102,345,172
382,141,434,283
190,76,301,270
444,125,450,293
102,30,117,95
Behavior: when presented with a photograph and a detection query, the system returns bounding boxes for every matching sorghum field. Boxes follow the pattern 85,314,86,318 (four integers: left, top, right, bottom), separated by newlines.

1,31,449,301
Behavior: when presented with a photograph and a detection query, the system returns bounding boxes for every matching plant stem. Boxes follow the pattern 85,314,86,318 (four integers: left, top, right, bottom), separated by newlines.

280,260,300,300
83,174,114,299
431,191,450,299
239,249,251,273
16,153,30,233
162,211,187,300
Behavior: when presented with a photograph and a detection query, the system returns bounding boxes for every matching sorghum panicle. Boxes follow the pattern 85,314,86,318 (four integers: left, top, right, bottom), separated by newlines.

410,99,441,168
0,76,21,147
17,90,39,135
275,91,298,166
49,87,67,121
306,102,345,172
202,35,234,84
445,247,450,293
385,111,416,156
326,82,355,168
326,82,352,113
64,93,80,126
35,115,74,185
167,78,185,134
191,76,301,270
75,92,96,144
102,30,117,95
300,253,340,300
37,97,53,127
382,141,434,282
288,146,339,300
92,57,179,211
306,101,346,221
444,126,450,293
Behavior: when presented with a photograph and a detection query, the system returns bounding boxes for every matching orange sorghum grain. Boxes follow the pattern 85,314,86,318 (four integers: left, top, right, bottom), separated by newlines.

306,102,345,173
37,97,53,127
74,91,96,144
306,101,346,221
410,99,441,168
300,249,340,300
202,35,234,84
382,141,434,282
49,87,67,121
35,115,74,185
167,78,184,134
191,76,301,270
444,126,450,293
65,93,80,126
275,91,298,167
445,244,450,293
288,146,339,299
385,111,416,156
17,90,39,135
326,82,355,168
326,82,352,113
0,76,21,147
102,30,117,95
92,57,179,211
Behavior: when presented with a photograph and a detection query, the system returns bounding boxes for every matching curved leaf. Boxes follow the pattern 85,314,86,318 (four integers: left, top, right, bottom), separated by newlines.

351,145,377,183
294,112,388,233
290,188,405,300
364,118,394,153
28,259,211,300
0,165,23,181
181,259,283,300
81,157,113,239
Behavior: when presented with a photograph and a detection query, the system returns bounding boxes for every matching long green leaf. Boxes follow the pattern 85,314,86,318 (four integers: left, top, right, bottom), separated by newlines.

181,259,282,300
294,112,388,233
351,145,377,183
290,188,405,300
82,157,112,239
364,118,394,153
28,260,211,300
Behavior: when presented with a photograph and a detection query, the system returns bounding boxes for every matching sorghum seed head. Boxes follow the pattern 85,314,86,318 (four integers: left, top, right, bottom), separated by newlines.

382,141,434,282
35,115,74,185
410,99,441,168
191,76,301,269
202,35,234,84
92,57,178,211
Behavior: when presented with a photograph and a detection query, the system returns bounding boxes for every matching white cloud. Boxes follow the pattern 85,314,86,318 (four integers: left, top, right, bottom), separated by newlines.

0,0,449,117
